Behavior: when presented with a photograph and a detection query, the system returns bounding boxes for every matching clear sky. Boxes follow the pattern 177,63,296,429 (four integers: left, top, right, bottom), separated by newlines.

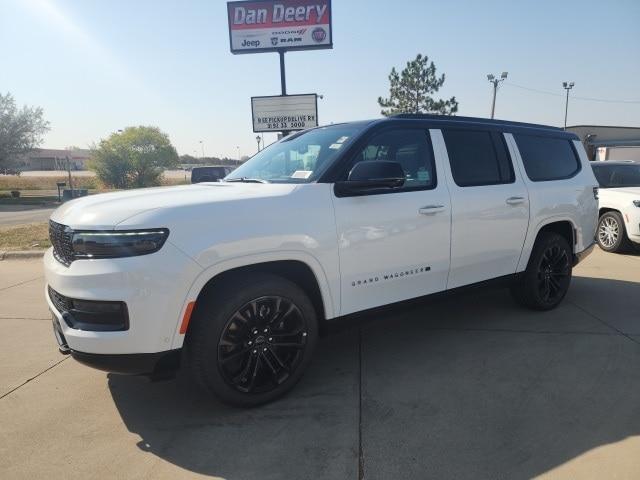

2,0,639,159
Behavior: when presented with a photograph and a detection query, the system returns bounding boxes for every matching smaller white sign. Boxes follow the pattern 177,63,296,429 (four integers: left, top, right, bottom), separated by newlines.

251,94,318,133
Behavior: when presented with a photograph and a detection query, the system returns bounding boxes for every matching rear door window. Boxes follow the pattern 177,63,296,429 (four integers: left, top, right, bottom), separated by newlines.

514,134,581,181
442,129,514,187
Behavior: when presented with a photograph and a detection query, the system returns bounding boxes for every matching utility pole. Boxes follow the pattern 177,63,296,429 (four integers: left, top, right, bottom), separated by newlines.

487,72,508,119
562,81,575,130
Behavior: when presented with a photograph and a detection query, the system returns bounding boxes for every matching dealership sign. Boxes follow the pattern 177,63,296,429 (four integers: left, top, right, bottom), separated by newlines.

251,94,318,132
227,0,332,54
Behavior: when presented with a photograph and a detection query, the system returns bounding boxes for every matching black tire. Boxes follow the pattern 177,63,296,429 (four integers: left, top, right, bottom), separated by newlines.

511,232,572,311
597,211,631,253
186,273,318,407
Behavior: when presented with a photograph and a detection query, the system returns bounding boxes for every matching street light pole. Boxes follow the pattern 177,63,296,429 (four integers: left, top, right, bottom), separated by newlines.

256,135,262,153
199,140,204,160
487,72,508,119
562,81,575,130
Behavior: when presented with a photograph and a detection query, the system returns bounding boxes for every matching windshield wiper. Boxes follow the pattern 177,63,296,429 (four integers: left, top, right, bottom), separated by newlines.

224,177,269,183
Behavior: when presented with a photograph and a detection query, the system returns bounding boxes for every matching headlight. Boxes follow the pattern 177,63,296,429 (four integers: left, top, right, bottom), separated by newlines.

71,229,169,259
633,200,640,207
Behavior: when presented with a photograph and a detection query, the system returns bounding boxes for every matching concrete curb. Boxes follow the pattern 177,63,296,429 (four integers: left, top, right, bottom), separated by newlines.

0,250,46,260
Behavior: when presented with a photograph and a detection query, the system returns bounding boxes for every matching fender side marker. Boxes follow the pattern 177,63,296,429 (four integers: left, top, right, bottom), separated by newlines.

179,301,196,334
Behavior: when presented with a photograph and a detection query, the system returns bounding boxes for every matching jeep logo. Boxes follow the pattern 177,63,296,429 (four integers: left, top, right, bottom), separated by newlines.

241,39,260,48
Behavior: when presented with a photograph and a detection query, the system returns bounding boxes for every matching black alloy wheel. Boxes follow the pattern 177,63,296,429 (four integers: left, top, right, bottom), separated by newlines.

217,296,308,394
187,273,318,407
511,232,573,310
535,243,571,305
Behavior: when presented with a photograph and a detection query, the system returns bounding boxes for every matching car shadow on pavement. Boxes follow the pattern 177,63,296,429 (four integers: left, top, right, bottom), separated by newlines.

107,276,640,479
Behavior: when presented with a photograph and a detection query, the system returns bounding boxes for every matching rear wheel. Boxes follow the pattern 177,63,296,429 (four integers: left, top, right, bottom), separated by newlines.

597,211,631,253
187,273,318,407
511,232,572,310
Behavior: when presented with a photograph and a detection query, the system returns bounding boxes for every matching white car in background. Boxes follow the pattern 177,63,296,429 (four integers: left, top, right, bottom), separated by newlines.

591,161,640,252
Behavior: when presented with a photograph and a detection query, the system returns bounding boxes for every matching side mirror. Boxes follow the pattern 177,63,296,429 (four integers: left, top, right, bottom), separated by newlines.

334,161,405,196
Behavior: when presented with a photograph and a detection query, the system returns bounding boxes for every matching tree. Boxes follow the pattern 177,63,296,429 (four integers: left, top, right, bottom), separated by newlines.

378,54,458,116
0,92,50,168
89,126,179,188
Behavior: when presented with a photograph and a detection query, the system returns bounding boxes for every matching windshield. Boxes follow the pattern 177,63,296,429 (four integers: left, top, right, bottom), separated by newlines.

592,163,640,188
225,124,364,183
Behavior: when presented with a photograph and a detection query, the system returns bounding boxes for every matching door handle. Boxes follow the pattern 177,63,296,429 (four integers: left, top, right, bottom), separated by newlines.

418,205,445,215
506,196,526,205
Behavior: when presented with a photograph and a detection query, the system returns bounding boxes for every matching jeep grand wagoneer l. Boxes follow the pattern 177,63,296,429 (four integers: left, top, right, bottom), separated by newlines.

45,115,598,406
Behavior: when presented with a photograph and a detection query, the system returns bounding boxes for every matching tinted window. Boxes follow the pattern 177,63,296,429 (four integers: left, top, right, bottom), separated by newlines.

592,164,640,188
348,129,436,191
442,129,514,187
515,134,580,181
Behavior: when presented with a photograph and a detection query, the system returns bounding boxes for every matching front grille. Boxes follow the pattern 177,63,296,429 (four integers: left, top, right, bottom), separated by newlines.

49,220,74,266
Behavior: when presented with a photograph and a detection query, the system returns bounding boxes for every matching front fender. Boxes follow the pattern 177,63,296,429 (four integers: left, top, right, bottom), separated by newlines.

169,250,337,350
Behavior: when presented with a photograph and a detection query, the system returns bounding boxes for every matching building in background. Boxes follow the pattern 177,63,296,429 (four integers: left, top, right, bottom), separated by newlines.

567,126,640,162
14,148,92,171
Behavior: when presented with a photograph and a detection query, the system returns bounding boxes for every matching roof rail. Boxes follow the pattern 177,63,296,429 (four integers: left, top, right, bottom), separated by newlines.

392,113,563,131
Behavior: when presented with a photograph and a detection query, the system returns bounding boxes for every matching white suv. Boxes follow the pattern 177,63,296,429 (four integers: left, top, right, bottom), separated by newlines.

45,115,598,406
591,161,640,252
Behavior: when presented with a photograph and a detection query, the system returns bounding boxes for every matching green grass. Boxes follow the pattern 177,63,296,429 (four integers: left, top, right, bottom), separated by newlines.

0,175,98,191
0,223,50,251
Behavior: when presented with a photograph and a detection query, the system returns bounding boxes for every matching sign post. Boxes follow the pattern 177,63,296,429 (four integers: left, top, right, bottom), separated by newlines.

227,1,332,54
251,94,318,133
227,0,332,136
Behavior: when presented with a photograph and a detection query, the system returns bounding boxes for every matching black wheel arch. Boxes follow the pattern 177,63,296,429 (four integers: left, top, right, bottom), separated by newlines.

188,260,326,335
535,220,575,251
599,207,621,218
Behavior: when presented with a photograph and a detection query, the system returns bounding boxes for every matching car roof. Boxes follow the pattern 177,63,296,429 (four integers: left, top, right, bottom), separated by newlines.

324,115,578,140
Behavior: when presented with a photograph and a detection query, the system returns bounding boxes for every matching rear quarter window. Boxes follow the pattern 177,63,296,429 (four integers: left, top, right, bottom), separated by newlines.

514,134,581,182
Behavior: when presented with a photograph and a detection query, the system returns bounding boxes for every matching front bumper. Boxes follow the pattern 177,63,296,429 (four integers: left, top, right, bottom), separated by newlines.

51,314,180,374
44,242,201,356
71,349,181,375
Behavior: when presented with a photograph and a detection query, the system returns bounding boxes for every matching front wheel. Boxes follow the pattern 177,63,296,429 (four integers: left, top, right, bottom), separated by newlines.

187,273,318,407
597,211,631,253
511,232,572,311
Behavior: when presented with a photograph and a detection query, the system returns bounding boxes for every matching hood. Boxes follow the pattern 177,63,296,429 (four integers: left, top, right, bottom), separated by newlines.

50,183,299,229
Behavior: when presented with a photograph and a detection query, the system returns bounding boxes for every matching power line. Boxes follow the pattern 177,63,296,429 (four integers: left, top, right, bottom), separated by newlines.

504,82,640,104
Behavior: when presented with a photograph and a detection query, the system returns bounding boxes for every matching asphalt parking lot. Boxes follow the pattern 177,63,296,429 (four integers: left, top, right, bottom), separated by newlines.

1,248,639,479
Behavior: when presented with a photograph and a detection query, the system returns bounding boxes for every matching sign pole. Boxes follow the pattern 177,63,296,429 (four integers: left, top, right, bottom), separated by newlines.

279,50,287,96
279,50,290,137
